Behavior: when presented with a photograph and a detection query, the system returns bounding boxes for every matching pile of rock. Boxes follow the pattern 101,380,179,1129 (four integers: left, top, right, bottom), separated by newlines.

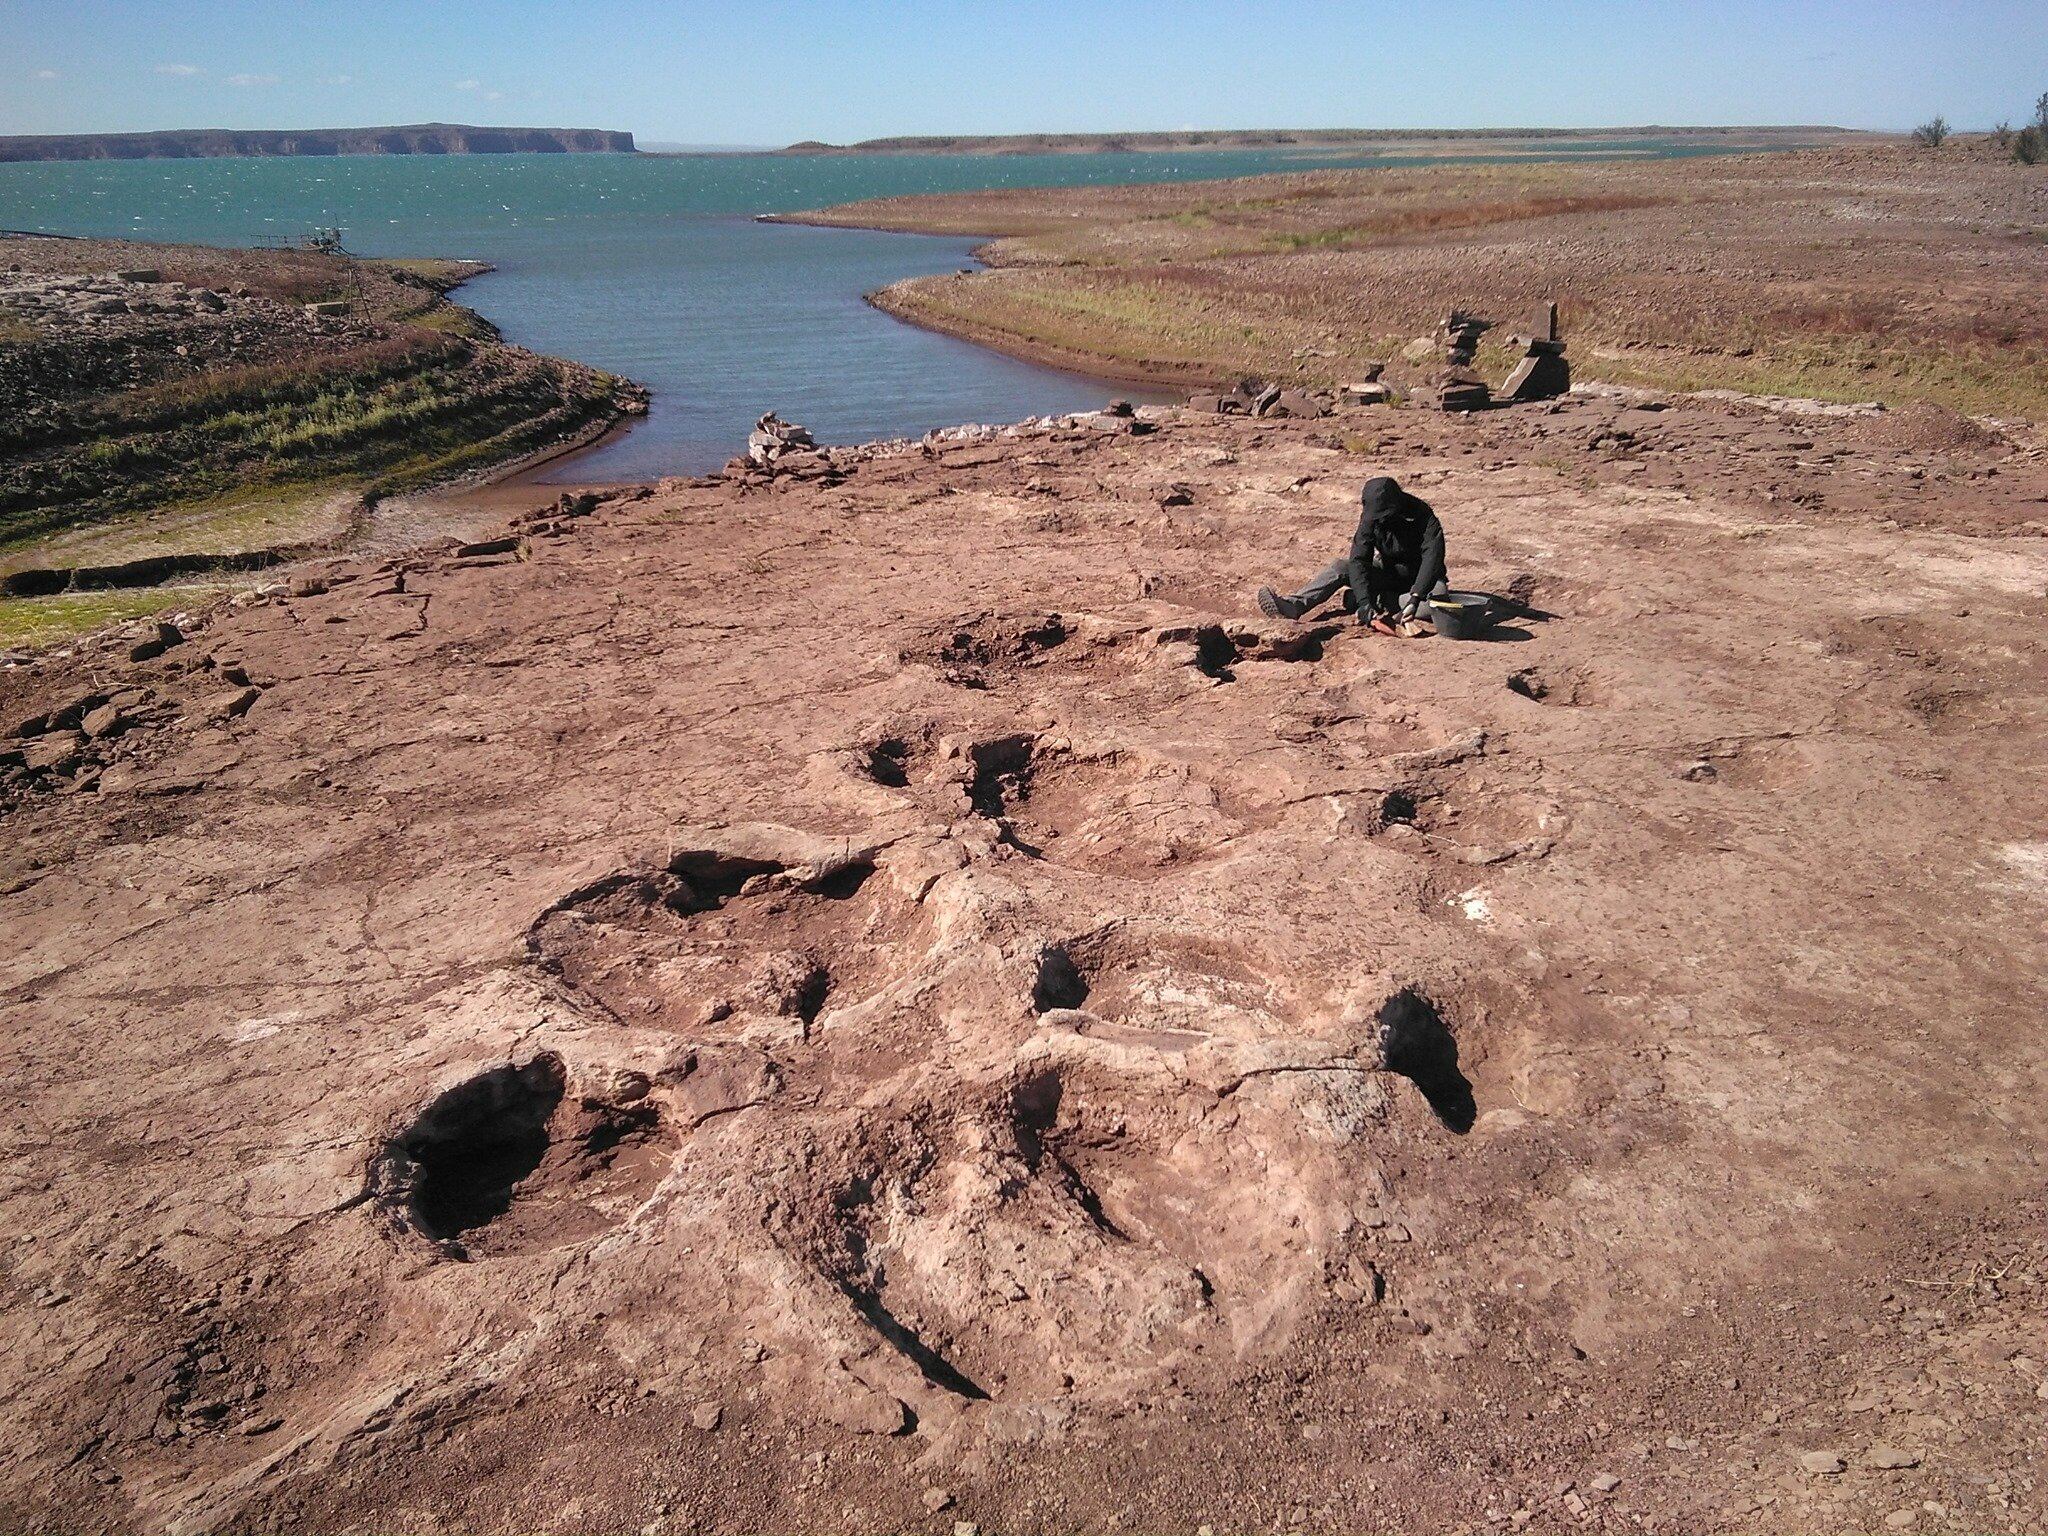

1436,311,1495,412
743,411,816,468
1072,399,1159,435
1342,363,1390,406
0,271,235,329
1184,379,1331,419
1441,310,1495,367
1499,301,1572,403
719,413,849,482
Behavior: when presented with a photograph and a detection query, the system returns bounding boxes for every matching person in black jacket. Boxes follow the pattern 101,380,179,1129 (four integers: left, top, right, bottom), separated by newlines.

1256,476,1449,629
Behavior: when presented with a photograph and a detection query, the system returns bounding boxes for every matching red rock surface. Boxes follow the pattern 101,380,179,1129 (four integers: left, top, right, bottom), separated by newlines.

1,391,2045,1534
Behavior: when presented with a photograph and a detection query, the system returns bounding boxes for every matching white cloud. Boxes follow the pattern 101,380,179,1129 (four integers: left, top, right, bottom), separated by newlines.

327,73,354,86
227,72,280,87
155,62,203,77
484,90,504,101
31,68,59,80
454,78,481,91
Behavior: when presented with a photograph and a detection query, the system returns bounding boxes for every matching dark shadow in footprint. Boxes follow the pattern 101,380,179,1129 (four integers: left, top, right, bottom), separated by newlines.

1498,579,1562,622
1194,626,1241,682
1010,1069,1127,1240
392,1056,565,1240
968,734,1037,819
863,739,912,788
810,861,876,901
1032,945,1090,1013
1377,990,1475,1133
837,1283,990,1401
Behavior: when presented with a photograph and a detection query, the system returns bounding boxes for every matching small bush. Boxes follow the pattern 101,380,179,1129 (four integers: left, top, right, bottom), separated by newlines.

1994,122,2013,148
1910,116,1950,148
2017,125,2046,165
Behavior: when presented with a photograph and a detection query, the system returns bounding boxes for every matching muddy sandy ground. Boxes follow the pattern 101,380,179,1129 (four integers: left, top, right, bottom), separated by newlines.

1,387,2046,1534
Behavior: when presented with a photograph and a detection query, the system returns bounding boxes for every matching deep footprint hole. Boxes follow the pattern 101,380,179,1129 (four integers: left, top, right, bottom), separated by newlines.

1010,1069,1064,1168
1007,1069,1126,1240
808,859,876,902
663,851,785,913
968,734,1038,820
863,738,912,788
390,1055,566,1241
1377,990,1476,1133
1194,625,1241,682
794,962,832,1023
1507,666,1597,707
1032,944,1091,1013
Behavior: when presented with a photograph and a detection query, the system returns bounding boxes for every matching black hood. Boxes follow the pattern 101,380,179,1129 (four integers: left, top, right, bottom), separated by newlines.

1360,476,1423,521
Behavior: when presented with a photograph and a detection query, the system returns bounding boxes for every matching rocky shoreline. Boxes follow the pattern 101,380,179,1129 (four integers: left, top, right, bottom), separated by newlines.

0,234,647,643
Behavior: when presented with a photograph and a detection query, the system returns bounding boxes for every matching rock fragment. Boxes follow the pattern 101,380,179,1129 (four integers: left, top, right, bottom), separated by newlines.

80,702,130,739
1500,301,1573,402
190,686,260,723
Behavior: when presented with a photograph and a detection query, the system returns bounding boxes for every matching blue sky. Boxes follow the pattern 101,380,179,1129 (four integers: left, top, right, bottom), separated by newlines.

5,1,2045,142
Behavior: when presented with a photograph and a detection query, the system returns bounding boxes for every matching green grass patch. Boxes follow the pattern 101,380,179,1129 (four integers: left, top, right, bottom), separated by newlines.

397,304,495,338
0,483,352,573
0,583,238,648
1,342,625,550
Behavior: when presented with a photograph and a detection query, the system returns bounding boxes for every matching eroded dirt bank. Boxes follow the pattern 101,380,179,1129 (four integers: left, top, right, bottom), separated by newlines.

1,389,2046,1534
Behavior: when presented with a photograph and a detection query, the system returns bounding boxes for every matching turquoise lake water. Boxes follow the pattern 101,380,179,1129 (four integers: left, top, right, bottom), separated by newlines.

0,142,1769,476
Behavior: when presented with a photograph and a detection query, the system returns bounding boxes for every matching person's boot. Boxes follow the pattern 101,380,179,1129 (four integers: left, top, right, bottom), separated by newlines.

1257,586,1307,621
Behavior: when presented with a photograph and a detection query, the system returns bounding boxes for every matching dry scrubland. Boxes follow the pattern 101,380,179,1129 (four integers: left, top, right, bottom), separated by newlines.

789,141,2048,421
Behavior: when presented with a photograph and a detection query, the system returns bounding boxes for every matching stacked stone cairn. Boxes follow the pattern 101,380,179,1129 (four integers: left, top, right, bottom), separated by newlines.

1436,310,1495,412
745,411,816,466
1342,362,1390,406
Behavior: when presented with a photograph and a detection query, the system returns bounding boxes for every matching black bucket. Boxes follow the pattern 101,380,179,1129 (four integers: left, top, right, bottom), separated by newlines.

1429,591,1494,640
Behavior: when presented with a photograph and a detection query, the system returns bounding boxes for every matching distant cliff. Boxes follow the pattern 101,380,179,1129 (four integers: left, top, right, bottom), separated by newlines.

780,126,1840,156
0,123,636,164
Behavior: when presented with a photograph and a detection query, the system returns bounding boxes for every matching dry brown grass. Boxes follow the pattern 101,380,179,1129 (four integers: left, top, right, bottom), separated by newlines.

808,146,2048,420
1267,194,1668,250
